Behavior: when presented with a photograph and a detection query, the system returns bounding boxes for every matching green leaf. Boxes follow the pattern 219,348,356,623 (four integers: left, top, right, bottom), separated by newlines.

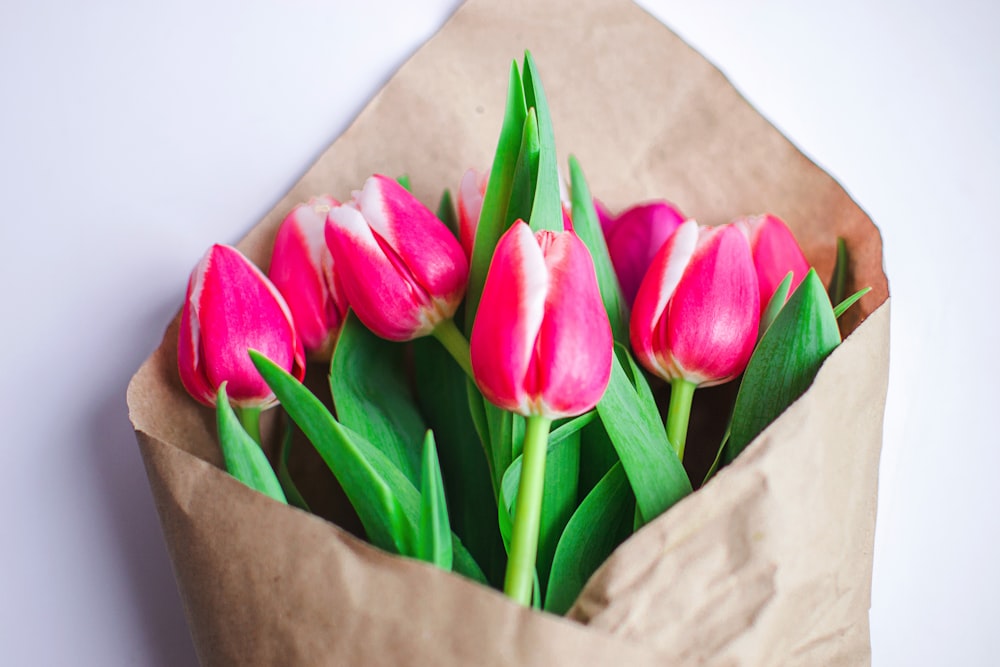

396,174,412,192
215,384,287,504
506,108,541,228
499,412,593,592
760,271,794,337
277,422,310,511
828,237,848,305
578,418,619,501
418,431,453,570
487,405,524,488
465,62,527,332
545,462,634,614
251,351,486,583
436,188,459,239
596,345,692,525
568,155,628,344
522,51,562,234
330,313,425,484
724,269,841,465
834,286,871,319
414,338,505,586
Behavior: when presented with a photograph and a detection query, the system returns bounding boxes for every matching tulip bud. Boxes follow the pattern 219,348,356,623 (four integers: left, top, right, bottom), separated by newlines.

178,244,306,409
457,168,489,258
603,201,685,307
471,222,612,418
268,196,349,360
325,174,469,342
630,220,759,387
741,213,810,314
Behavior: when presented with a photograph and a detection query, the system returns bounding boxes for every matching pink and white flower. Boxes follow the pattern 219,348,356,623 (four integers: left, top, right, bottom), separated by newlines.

471,222,612,418
178,244,305,408
630,220,759,387
325,175,469,342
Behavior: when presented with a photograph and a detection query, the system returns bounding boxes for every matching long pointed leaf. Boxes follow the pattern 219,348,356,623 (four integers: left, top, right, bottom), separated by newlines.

330,313,425,484
545,462,634,614
522,51,562,234
834,286,871,318
251,351,486,583
465,62,527,331
596,346,692,525
215,384,287,504
724,269,841,464
414,339,504,585
760,271,794,337
828,237,849,305
418,432,453,570
506,108,540,228
568,155,627,343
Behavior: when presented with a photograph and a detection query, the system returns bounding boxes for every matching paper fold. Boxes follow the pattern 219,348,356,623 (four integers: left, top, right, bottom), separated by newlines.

128,0,890,664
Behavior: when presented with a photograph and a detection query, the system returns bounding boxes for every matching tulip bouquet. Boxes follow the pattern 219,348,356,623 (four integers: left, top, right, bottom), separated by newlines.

176,52,869,615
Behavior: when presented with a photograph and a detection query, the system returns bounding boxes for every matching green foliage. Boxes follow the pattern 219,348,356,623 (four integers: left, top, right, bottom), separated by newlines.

723,269,841,464
596,345,692,526
418,432,453,570
251,351,486,583
215,385,287,504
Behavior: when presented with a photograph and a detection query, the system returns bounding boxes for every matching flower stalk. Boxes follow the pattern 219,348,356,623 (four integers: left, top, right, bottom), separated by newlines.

503,415,552,605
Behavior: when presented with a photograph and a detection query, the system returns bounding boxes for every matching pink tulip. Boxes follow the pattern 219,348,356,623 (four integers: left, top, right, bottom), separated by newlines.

741,213,810,314
594,199,615,236
630,220,759,387
268,196,349,360
457,168,488,258
602,201,685,307
178,244,306,409
470,222,612,418
325,174,469,342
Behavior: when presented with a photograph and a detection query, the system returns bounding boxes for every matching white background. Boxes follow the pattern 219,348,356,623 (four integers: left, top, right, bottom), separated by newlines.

2,1,997,664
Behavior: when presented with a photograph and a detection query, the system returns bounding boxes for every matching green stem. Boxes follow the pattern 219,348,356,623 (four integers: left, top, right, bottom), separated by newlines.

503,414,552,605
666,378,696,461
236,406,262,445
431,318,474,379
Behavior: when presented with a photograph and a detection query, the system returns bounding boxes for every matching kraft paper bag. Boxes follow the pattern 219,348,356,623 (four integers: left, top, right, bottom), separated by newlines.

127,0,890,664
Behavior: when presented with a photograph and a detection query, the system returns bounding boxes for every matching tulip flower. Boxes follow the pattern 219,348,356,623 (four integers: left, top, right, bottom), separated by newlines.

470,222,612,419
326,175,470,348
741,213,810,315
268,196,349,360
471,221,612,606
630,220,759,459
178,244,306,411
457,168,488,258
603,201,685,307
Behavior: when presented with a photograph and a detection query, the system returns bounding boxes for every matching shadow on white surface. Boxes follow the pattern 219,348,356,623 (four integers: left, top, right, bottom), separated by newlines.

85,301,198,666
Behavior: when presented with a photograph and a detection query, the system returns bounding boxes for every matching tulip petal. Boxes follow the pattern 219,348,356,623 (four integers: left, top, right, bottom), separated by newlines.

606,202,685,306
470,222,549,415
629,219,698,379
665,225,759,386
745,214,810,313
178,256,216,405
359,175,469,316
326,203,430,341
180,244,304,408
533,232,612,417
269,196,346,353
457,169,487,258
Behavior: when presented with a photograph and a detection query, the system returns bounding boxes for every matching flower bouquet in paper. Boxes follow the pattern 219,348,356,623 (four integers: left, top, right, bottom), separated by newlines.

128,1,889,664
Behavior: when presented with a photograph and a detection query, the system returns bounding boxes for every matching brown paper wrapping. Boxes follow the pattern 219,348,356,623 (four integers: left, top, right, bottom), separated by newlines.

127,0,890,664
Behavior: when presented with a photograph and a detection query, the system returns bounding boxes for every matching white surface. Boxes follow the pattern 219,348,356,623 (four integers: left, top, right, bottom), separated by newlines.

1,1,997,664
